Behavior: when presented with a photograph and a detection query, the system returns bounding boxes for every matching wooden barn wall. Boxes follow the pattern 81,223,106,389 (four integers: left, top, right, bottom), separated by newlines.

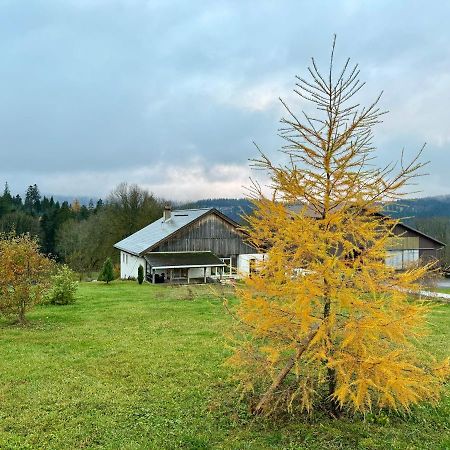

393,224,442,250
419,248,441,262
152,214,256,256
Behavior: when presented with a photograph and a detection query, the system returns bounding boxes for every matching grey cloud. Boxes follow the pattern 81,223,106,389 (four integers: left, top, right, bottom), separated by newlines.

1,0,450,198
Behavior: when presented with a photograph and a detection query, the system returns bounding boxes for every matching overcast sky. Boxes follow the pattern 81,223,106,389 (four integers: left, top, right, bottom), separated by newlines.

1,0,449,201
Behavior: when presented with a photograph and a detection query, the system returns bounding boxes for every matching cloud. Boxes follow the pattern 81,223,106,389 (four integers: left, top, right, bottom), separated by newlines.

1,0,450,199
0,161,264,201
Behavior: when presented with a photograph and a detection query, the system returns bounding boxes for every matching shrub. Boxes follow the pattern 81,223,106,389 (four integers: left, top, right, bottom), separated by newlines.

0,233,54,323
98,257,115,284
44,265,78,305
138,265,144,284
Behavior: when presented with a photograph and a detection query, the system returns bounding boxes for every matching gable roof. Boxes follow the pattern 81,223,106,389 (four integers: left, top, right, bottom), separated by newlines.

288,203,446,248
113,208,241,256
390,220,446,247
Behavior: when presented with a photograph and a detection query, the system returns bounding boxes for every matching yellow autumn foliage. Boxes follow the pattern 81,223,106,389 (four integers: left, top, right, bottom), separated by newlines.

228,39,449,416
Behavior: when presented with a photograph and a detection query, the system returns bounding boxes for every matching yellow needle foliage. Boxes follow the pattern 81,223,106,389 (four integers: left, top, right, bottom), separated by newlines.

229,39,450,416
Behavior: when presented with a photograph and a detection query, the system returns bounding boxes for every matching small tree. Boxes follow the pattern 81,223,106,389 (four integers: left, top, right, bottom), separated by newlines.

44,265,78,305
0,233,54,324
229,38,450,416
98,257,114,284
137,265,144,284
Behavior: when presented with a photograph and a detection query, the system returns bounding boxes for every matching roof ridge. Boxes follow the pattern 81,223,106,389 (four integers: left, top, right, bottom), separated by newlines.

172,207,212,212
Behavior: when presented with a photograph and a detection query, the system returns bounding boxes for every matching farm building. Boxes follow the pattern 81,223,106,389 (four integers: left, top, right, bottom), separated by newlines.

287,203,445,270
385,220,445,270
113,206,263,283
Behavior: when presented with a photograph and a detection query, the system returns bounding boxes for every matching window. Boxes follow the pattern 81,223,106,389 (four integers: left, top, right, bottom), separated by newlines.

172,268,188,279
220,258,232,276
386,249,419,269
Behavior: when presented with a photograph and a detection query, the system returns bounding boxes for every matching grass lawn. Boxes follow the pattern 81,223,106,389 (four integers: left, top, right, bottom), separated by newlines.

0,282,449,449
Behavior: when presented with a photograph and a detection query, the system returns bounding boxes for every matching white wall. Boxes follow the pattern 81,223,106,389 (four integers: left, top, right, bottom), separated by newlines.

188,267,209,278
237,253,267,278
120,251,146,279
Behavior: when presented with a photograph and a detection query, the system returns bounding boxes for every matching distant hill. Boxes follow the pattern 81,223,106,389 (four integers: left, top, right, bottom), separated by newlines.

180,195,450,224
383,196,450,221
180,198,253,223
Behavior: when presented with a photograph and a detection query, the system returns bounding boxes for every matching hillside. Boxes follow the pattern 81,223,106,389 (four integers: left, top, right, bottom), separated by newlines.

180,198,253,223
384,196,450,219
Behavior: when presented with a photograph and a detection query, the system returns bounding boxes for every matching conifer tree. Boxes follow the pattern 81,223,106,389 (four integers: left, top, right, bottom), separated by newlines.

230,38,449,416
24,184,41,215
138,265,144,285
98,257,114,284
3,182,11,201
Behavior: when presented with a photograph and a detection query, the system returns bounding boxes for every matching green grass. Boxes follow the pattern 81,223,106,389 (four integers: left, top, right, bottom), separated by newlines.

0,282,449,449
436,287,450,295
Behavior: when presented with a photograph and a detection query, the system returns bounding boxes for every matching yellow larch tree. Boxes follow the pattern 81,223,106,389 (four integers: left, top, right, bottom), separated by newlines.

229,38,449,416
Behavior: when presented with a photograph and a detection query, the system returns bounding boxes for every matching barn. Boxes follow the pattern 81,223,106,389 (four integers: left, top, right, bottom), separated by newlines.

385,220,445,270
288,203,445,270
113,206,264,283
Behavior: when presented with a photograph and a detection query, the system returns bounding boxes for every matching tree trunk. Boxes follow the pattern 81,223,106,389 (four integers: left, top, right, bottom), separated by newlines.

327,366,342,417
254,327,318,415
323,287,342,417
18,301,26,325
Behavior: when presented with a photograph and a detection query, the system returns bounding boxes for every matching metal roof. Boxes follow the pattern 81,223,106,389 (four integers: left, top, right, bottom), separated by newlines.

144,251,226,269
289,203,445,247
113,208,213,256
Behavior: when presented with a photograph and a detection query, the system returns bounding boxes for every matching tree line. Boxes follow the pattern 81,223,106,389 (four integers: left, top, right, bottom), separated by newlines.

0,182,165,276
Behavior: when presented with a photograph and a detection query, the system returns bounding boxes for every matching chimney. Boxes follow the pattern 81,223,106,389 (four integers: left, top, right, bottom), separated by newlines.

163,204,172,222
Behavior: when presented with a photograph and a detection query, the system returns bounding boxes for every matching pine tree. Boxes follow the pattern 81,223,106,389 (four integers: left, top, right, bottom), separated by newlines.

24,184,41,215
0,182,13,217
229,38,450,416
98,257,114,284
3,182,11,201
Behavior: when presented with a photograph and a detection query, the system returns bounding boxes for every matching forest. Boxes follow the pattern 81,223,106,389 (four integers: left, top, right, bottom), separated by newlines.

1,182,450,274
0,182,164,277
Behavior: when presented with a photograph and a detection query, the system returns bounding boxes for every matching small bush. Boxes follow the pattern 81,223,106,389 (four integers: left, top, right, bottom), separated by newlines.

45,265,78,305
98,257,115,284
138,265,144,284
0,233,54,323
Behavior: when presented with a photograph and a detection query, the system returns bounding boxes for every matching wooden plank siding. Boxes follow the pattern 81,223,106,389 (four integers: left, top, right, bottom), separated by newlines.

392,223,443,262
151,212,256,256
